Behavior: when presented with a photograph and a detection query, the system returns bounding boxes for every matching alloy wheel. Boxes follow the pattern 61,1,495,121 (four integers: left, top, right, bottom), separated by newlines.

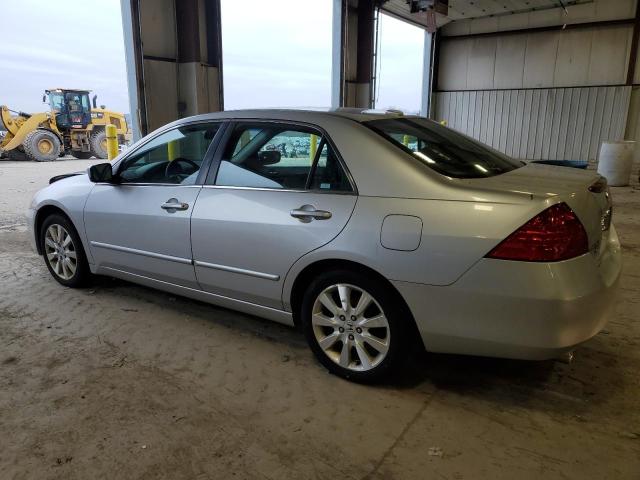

311,283,390,372
44,224,77,280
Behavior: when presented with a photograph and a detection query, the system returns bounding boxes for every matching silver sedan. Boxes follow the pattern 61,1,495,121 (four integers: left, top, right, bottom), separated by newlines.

27,109,622,382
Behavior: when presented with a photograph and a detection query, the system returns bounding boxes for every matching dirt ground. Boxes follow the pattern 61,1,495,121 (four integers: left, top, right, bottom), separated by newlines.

0,159,638,480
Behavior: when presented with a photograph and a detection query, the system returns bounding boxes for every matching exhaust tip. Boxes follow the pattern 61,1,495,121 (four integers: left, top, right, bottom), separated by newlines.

555,351,574,364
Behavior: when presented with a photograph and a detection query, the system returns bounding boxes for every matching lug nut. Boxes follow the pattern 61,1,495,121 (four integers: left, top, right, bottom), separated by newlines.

339,327,344,333
351,315,356,321
339,315,345,321
356,327,362,334
348,334,354,340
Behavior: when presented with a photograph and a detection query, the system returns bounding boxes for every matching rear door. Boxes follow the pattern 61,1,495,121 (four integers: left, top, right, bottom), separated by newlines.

190,121,357,309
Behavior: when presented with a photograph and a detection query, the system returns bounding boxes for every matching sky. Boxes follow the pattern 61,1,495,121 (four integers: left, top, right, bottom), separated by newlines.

0,0,425,116
1,0,130,113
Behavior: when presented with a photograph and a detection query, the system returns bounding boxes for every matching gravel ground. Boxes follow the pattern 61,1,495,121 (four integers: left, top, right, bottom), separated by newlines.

0,159,638,479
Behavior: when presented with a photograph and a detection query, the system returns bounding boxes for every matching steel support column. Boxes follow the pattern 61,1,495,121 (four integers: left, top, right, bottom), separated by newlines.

332,0,377,108
120,0,223,137
420,31,433,117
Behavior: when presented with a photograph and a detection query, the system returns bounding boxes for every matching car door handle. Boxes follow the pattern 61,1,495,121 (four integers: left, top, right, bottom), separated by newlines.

161,200,189,211
290,206,332,222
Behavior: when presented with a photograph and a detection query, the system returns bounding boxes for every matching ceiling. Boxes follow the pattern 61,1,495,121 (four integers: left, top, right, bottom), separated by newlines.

380,0,593,28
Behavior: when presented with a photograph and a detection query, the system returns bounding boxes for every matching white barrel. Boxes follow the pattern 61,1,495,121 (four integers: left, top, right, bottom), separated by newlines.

597,141,636,186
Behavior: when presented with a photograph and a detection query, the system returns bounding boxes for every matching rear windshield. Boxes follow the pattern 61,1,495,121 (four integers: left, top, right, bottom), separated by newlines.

365,117,523,179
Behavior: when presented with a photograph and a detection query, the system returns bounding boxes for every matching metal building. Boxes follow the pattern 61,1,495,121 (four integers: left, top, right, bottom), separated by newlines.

120,0,640,165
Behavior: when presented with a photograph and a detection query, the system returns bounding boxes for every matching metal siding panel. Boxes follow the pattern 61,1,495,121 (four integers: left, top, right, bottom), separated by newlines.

506,91,517,157
487,91,497,146
494,91,504,149
468,91,477,137
480,91,490,144
542,89,556,160
513,90,526,159
461,91,470,134
534,90,548,159
557,89,573,160
590,88,606,161
572,88,589,160
473,91,482,139
521,90,533,159
601,87,617,142
582,88,598,161
527,90,541,158
549,88,564,160
564,89,578,160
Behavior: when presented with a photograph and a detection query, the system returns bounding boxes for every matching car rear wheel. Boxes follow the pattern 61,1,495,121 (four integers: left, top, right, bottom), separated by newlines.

301,270,410,383
41,214,91,288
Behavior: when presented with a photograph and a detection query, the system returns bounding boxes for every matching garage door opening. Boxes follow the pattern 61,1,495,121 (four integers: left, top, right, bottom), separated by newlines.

221,0,333,109
374,13,424,114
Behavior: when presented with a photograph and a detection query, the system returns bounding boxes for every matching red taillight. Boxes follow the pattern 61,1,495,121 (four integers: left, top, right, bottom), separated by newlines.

487,203,588,262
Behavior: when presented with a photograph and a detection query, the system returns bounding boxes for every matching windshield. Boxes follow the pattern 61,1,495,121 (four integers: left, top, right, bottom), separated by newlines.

365,117,524,179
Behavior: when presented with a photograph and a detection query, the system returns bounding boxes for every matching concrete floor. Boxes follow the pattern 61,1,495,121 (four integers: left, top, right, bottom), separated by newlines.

0,159,638,480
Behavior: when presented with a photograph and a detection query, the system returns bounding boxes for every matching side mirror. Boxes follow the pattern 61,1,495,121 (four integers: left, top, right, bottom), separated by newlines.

257,150,281,165
88,163,115,183
92,94,97,109
42,94,46,103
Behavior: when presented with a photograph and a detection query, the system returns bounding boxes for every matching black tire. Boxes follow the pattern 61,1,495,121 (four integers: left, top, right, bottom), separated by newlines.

6,147,29,161
89,129,107,159
71,150,93,159
23,129,61,162
40,213,91,288
301,270,411,383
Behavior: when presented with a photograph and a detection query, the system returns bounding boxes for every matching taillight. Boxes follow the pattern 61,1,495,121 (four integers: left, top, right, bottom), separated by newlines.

487,203,588,262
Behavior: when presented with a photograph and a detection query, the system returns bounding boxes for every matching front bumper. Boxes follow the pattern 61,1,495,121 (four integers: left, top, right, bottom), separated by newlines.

26,207,38,253
395,225,622,360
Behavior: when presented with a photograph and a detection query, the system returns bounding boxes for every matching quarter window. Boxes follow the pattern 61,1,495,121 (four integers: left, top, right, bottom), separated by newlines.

215,123,351,192
117,123,220,184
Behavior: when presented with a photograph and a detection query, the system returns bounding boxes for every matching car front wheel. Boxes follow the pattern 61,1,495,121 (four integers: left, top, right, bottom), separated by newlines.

301,270,410,383
41,214,91,287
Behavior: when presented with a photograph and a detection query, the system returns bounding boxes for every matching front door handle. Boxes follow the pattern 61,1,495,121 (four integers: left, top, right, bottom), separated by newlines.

290,205,332,222
161,198,189,212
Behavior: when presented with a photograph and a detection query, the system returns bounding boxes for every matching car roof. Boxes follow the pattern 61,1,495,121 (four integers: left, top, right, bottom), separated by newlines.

180,108,420,125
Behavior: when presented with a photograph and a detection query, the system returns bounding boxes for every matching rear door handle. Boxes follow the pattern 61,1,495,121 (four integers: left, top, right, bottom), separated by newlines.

161,199,189,211
290,205,332,222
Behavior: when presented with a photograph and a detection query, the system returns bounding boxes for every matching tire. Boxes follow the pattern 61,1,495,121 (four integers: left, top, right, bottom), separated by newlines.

89,129,107,159
301,270,411,383
40,213,91,288
6,148,29,161
23,129,61,162
71,150,93,159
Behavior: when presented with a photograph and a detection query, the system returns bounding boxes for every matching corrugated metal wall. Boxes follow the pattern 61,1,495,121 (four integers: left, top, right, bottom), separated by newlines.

433,86,632,161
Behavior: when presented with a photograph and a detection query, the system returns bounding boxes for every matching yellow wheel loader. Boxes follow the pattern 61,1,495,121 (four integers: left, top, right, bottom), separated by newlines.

0,89,129,162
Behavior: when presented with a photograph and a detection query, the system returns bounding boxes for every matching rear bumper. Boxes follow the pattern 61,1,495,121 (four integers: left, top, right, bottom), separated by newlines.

395,225,622,360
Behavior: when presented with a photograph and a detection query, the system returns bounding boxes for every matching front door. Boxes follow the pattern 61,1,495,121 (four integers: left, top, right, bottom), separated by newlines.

84,122,222,288
191,122,357,309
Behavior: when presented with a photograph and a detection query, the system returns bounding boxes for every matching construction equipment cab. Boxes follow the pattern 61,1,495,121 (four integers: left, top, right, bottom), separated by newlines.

0,88,129,162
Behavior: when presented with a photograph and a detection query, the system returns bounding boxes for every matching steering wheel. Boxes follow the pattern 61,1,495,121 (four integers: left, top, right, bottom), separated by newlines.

165,157,199,183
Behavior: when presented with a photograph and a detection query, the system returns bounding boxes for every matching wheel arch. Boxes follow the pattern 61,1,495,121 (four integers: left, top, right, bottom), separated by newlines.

288,258,421,343
34,204,76,255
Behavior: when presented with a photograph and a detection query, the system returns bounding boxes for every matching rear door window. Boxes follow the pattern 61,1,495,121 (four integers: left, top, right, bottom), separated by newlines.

214,123,353,192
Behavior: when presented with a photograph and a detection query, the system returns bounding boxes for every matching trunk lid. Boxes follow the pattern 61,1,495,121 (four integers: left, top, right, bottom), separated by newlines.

462,163,612,254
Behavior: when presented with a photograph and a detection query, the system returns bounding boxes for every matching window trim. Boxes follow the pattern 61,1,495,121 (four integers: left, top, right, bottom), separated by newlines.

111,119,226,187
204,119,358,195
